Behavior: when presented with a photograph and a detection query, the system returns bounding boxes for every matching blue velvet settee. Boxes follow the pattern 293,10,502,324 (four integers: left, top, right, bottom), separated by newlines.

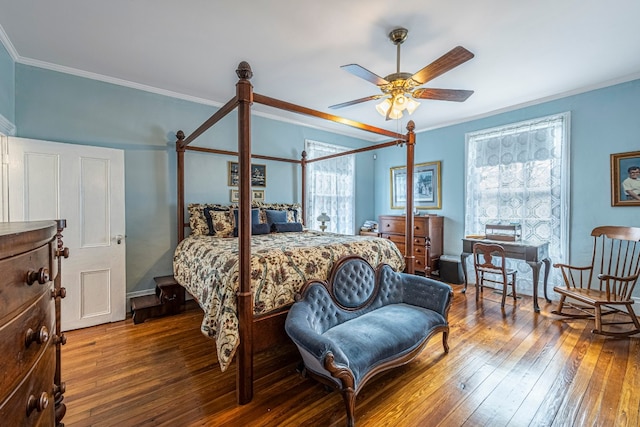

285,255,453,426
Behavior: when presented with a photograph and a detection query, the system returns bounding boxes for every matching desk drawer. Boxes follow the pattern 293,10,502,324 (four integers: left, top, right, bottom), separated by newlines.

0,343,55,427
0,289,54,396
0,244,53,322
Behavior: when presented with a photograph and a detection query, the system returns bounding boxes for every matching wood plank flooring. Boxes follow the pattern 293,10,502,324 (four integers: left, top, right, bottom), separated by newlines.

61,285,640,426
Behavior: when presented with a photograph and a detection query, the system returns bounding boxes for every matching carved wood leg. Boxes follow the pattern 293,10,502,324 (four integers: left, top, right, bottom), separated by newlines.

342,388,356,427
442,330,449,353
501,277,507,308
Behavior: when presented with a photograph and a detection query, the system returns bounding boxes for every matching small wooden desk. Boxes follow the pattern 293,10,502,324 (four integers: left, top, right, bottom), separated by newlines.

461,238,552,312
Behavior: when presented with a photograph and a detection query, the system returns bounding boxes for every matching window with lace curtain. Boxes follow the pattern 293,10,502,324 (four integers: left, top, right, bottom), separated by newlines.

465,112,570,292
305,140,355,234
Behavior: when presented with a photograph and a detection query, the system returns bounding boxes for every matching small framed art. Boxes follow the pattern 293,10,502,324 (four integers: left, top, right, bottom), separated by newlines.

228,161,267,187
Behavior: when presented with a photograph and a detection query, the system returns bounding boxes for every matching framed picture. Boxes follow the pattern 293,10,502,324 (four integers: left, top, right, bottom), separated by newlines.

390,161,442,210
228,161,266,187
252,189,265,203
230,189,265,203
611,151,640,206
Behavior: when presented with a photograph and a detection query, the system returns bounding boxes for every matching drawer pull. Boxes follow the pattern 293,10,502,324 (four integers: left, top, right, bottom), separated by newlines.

54,333,68,345
26,268,49,285
26,391,49,415
52,287,67,299
25,326,49,347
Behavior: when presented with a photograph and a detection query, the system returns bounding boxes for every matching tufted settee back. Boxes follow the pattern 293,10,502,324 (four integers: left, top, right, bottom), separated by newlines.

293,255,405,335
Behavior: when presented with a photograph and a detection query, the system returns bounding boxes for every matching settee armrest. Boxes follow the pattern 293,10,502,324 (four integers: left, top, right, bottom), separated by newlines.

401,273,453,317
285,284,351,367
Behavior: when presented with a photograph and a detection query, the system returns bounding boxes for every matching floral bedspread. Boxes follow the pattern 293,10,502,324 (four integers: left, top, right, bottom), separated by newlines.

173,231,404,371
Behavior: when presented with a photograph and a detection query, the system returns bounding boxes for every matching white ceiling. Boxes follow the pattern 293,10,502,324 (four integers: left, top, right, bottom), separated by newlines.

2,1,640,140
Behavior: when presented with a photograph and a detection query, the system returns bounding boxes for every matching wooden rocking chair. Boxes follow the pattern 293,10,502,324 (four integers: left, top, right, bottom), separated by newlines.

552,226,640,337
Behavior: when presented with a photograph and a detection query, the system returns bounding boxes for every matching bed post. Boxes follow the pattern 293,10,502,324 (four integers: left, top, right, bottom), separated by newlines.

301,150,307,225
236,61,254,405
176,130,186,242
405,121,416,274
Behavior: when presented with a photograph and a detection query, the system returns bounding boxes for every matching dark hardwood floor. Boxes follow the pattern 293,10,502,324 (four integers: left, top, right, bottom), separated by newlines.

61,285,640,426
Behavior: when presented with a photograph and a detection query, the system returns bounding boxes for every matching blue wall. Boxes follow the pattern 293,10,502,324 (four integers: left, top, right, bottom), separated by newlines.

8,56,640,295
374,79,640,290
0,42,15,126
13,64,376,293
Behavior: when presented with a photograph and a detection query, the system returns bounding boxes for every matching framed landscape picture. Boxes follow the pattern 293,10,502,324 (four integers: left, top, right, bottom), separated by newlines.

390,161,442,210
228,161,267,187
611,151,640,206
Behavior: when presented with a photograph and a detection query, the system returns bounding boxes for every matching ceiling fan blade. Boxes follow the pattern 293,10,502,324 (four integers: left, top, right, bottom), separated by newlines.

341,64,389,86
410,46,474,85
412,88,474,102
329,95,384,109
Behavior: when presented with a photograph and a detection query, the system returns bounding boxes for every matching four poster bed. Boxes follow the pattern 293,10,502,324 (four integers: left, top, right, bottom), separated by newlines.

173,61,420,404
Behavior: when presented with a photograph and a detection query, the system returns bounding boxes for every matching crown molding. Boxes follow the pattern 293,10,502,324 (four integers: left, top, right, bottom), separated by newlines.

0,113,16,136
0,25,19,61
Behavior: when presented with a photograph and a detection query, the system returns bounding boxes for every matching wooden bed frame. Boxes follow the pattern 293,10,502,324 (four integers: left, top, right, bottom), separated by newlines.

175,61,418,404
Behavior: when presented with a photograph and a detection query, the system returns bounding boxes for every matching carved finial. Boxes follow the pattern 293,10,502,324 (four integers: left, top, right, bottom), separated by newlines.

236,61,253,80
406,120,415,132
176,130,185,141
301,150,307,161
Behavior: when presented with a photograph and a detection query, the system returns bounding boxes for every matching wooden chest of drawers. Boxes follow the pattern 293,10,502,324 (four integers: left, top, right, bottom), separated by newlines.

378,215,444,275
0,221,65,427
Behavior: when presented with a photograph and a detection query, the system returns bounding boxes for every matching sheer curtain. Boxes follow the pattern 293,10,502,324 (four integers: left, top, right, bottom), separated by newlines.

305,140,355,234
465,112,570,292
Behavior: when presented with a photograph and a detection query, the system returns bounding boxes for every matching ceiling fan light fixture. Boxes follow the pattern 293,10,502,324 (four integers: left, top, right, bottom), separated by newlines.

389,109,403,119
375,98,392,115
405,98,420,115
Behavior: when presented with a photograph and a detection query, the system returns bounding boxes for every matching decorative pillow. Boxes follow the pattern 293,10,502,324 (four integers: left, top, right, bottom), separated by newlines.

189,203,230,235
234,222,271,237
232,208,261,227
265,209,287,227
271,222,303,233
256,203,302,224
203,207,234,237
232,208,262,236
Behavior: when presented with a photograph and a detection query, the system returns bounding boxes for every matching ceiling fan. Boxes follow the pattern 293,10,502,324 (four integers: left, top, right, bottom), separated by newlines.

329,27,475,120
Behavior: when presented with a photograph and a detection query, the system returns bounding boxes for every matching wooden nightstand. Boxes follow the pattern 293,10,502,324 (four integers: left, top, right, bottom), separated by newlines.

359,230,380,237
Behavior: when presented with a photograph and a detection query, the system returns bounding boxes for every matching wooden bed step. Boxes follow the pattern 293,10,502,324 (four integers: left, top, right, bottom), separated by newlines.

130,275,186,324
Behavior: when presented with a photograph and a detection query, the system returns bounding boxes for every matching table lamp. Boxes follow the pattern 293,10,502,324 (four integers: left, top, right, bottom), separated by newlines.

317,212,330,232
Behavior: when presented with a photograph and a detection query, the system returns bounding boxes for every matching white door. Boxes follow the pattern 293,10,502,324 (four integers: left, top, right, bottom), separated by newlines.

8,137,126,331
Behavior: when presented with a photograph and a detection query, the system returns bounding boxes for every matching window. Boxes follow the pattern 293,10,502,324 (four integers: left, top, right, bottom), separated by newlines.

465,112,570,290
305,140,355,234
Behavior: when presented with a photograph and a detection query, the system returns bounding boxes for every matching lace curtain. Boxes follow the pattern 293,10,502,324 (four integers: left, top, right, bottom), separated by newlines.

465,112,570,292
305,140,355,234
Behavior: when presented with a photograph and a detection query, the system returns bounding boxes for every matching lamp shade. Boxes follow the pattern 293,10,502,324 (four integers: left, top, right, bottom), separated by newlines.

317,212,330,222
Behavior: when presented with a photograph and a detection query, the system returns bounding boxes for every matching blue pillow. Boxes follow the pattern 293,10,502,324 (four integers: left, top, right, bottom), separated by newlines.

271,222,303,233
233,208,261,236
233,208,260,226
233,222,271,237
265,209,287,227
251,223,271,235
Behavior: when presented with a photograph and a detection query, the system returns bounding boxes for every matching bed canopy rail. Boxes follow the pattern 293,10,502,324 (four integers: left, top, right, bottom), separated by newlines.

174,61,417,405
